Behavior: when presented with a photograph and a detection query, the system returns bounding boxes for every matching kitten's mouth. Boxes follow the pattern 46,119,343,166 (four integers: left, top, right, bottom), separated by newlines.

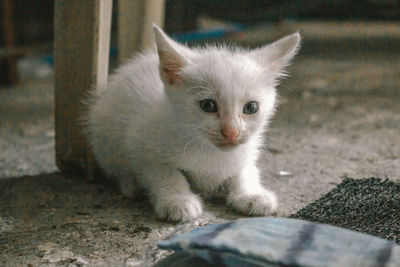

209,135,246,150
216,142,237,149
213,139,245,150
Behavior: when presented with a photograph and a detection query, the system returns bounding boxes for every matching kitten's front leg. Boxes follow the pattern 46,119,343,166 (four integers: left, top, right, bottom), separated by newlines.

139,165,203,222
226,163,277,216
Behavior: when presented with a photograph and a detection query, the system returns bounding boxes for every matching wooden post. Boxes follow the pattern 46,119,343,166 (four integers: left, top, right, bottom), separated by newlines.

0,0,17,85
117,0,144,63
118,0,165,63
142,0,165,48
54,0,112,178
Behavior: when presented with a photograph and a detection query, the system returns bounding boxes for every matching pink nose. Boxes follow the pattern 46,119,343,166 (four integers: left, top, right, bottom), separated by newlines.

221,126,239,143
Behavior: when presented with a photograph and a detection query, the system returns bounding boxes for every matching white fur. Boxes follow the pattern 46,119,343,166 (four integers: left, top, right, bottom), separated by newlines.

84,25,300,222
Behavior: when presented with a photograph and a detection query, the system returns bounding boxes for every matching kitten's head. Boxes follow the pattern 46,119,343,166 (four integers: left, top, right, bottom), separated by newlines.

153,25,300,151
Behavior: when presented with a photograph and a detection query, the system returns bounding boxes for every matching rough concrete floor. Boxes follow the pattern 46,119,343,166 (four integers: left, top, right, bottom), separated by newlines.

1,25,400,266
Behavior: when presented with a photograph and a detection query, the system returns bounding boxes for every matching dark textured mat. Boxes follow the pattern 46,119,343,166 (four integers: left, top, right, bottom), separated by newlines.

290,178,400,244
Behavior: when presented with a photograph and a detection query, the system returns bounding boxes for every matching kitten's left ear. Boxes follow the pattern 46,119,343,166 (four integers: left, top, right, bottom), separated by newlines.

251,32,301,75
153,24,189,86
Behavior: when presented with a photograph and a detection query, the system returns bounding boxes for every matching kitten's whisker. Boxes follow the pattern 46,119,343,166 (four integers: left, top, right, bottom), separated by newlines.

179,124,207,132
183,134,205,156
198,140,209,160
265,140,285,154
179,125,220,141
266,132,287,141
258,147,276,175
265,130,287,140
181,130,208,142
194,138,209,156
265,135,284,145
266,128,285,134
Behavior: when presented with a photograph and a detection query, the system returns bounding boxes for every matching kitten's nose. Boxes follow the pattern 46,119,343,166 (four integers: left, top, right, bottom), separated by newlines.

221,126,239,143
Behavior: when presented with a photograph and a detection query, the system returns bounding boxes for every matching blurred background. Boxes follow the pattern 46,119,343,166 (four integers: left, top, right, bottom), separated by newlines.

0,0,399,177
1,0,399,85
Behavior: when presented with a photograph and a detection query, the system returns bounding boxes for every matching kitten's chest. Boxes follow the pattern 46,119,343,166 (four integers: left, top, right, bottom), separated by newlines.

177,147,247,182
181,169,226,195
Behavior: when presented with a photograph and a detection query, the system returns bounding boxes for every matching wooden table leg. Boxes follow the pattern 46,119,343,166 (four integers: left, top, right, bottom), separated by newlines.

0,0,17,85
142,0,165,48
54,0,112,180
117,0,165,63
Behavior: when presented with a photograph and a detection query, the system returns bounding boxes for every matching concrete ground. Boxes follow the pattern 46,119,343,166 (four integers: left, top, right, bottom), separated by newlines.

1,21,399,266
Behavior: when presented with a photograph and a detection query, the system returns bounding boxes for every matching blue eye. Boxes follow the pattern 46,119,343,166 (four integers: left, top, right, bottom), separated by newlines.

199,99,218,113
243,101,259,114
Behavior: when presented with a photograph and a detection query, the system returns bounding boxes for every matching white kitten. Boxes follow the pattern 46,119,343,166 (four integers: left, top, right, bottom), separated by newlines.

84,25,300,222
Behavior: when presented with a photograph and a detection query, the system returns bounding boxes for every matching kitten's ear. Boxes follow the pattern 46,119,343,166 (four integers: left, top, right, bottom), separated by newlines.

153,24,188,86
251,32,301,75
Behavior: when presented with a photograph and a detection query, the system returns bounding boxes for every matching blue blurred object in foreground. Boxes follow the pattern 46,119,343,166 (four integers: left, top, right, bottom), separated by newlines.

157,217,400,267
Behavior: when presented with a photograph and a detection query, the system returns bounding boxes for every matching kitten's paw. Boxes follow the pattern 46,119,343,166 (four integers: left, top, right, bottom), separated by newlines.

227,190,277,216
155,195,203,222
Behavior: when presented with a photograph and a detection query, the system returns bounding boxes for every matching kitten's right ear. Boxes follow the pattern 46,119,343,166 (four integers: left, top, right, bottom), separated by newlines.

153,24,188,86
251,32,301,76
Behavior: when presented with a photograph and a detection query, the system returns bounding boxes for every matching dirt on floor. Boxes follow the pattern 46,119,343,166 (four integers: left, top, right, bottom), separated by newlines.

1,22,400,266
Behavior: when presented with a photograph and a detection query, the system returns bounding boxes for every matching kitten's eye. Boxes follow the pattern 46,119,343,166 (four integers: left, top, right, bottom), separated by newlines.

199,99,218,113
243,101,259,114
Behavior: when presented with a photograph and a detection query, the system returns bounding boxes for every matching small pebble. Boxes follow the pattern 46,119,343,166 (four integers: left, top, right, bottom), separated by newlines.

279,171,292,177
